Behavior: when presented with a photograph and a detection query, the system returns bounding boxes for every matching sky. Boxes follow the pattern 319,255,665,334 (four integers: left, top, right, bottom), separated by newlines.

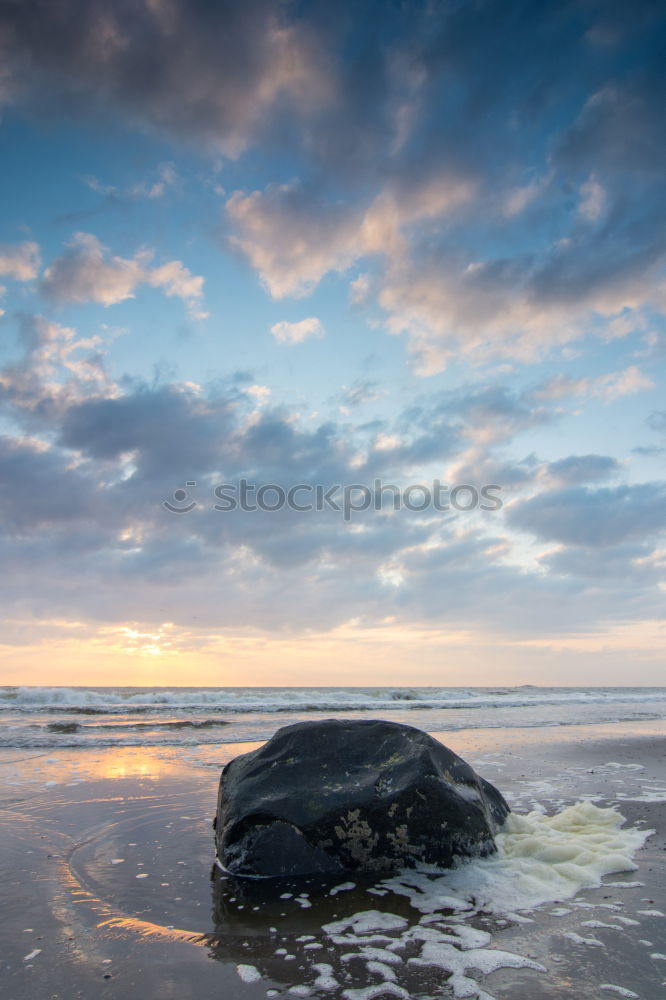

0,0,665,687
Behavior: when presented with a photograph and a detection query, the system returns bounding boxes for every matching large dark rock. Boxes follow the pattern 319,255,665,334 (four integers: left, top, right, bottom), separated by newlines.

214,719,509,878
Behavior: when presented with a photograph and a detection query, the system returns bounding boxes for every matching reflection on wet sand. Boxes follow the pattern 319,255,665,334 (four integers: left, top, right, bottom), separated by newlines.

79,747,181,781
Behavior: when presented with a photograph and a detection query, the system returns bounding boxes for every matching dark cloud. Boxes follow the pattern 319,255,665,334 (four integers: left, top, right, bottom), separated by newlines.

60,384,236,479
0,435,111,532
508,482,666,548
647,411,666,433
434,386,551,438
540,542,663,583
338,380,382,408
555,65,666,178
0,0,330,156
545,454,621,486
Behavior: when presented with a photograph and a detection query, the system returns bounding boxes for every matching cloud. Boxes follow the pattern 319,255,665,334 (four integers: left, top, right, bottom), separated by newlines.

84,162,179,200
227,173,473,299
41,233,143,306
129,162,178,199
339,380,382,409
2,1,666,653
0,0,332,156
595,365,655,401
243,384,271,406
0,434,111,532
349,273,372,306
503,175,550,218
147,261,207,319
227,183,360,298
578,175,606,221
555,72,666,177
0,241,40,280
4,2,666,374
647,410,666,433
358,383,550,478
0,314,116,419
0,343,664,641
40,233,206,317
543,455,621,487
508,482,666,548
533,365,654,403
212,5,666,370
540,542,664,583
375,234,666,372
270,317,324,345
56,382,306,488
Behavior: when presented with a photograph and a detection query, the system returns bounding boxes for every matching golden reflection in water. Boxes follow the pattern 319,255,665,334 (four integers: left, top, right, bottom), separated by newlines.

56,856,209,946
86,748,172,781
76,742,265,782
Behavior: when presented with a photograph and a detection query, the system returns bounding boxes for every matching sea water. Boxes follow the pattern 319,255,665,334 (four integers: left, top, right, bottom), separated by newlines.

1,684,666,749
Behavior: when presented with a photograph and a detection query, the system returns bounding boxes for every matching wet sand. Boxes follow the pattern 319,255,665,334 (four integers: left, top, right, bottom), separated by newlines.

0,721,664,1000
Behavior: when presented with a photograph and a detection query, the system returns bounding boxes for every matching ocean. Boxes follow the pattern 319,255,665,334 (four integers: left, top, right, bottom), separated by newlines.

2,684,666,749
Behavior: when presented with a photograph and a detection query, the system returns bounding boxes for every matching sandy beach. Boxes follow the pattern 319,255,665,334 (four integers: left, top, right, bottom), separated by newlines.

1,720,664,1000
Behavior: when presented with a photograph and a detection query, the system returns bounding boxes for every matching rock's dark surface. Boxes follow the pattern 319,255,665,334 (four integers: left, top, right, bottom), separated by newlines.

214,719,509,878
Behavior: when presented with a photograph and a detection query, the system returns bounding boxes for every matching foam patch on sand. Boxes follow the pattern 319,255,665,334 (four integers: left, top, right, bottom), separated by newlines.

333,802,651,999
384,801,651,916
236,963,261,983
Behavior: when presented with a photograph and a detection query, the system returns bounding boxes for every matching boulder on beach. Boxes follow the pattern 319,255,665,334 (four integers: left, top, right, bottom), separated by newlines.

214,719,509,878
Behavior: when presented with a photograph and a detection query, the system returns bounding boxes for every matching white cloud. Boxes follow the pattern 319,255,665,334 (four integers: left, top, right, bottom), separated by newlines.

84,162,179,200
130,162,178,199
375,243,666,374
349,273,371,306
533,373,590,400
0,315,117,415
503,174,550,218
535,365,654,403
41,233,206,317
578,175,606,220
594,364,654,401
148,260,208,318
360,178,475,258
270,317,324,345
227,184,359,298
0,240,40,281
227,169,664,374
227,174,474,300
244,384,271,405
42,233,143,306
82,175,116,196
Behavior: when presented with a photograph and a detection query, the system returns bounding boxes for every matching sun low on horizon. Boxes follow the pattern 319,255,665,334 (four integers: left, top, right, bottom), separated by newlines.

0,0,665,688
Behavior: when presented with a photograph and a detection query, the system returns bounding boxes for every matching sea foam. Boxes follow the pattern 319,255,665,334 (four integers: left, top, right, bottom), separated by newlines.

384,801,651,915
319,802,652,1000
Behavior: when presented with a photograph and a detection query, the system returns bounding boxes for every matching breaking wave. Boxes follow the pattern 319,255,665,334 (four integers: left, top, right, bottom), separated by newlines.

2,685,665,716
